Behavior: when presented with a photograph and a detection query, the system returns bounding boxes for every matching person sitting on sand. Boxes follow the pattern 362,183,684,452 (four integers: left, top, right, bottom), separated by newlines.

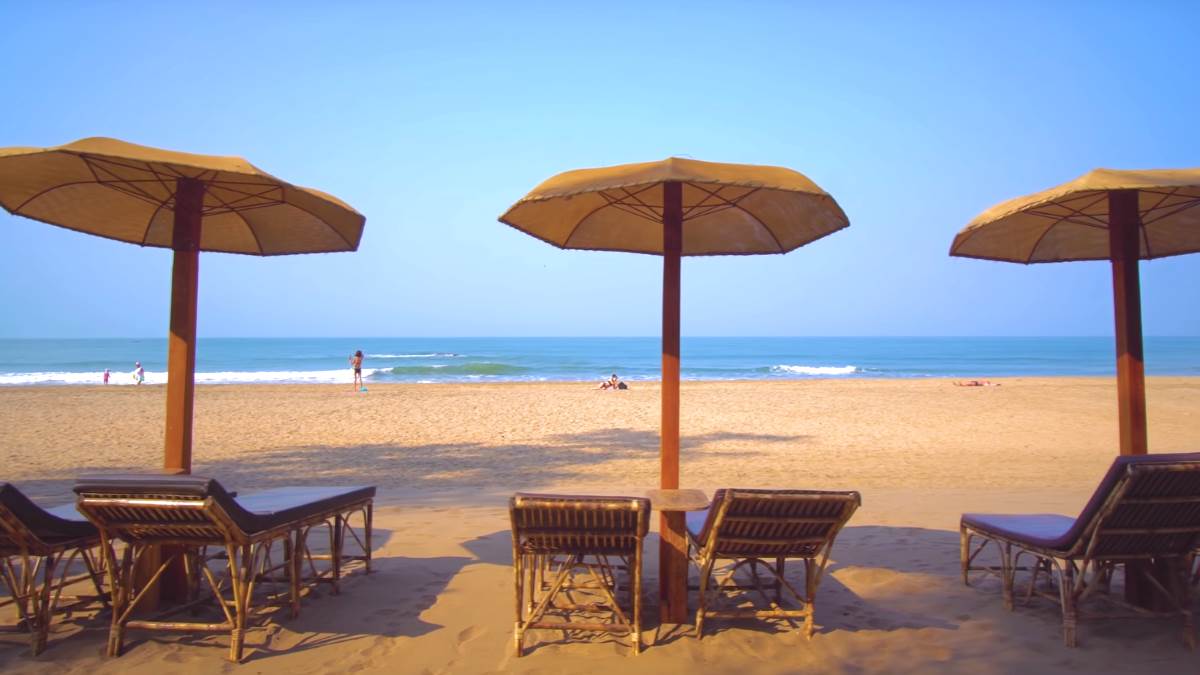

954,379,1000,387
599,373,620,390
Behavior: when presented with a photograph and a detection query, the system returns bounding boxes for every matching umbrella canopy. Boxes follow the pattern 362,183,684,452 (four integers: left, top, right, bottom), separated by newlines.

0,137,364,254
0,137,366,474
951,168,1200,263
500,156,847,623
950,167,1200,458
500,156,848,254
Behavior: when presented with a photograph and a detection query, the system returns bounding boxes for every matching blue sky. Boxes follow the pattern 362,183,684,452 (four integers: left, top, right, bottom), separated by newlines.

1,1,1197,338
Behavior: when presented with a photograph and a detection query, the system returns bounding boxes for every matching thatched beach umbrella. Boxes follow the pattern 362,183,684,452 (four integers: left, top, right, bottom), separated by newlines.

0,137,366,474
952,168,1200,457
500,157,849,622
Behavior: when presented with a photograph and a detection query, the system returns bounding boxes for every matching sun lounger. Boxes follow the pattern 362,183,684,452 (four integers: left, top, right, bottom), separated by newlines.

73,475,374,662
961,452,1200,647
509,493,650,656
0,482,108,655
686,488,860,639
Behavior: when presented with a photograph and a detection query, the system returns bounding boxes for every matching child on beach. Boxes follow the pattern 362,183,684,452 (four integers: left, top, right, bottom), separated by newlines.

103,368,110,385
350,350,364,391
134,362,144,385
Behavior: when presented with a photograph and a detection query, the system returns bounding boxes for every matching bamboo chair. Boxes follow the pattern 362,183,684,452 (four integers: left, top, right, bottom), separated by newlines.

73,476,374,662
961,452,1200,648
0,483,108,655
686,489,861,639
509,493,649,656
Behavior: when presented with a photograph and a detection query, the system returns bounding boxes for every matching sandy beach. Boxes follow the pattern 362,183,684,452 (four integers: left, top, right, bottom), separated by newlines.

2,377,1199,673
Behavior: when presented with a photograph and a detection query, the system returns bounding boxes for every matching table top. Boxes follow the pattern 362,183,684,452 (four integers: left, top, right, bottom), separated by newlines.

644,488,710,512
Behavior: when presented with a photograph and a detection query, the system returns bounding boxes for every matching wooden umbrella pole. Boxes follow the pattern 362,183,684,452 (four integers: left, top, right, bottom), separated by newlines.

1109,189,1165,610
152,177,204,607
164,178,204,474
659,181,687,623
1108,189,1147,457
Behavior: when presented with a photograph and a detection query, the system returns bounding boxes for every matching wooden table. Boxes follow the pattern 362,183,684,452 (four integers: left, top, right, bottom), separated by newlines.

645,488,710,623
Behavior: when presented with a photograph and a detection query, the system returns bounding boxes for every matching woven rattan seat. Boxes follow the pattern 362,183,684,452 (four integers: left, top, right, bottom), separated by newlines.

509,493,650,655
961,452,1200,647
74,475,374,662
687,488,860,639
1,483,108,655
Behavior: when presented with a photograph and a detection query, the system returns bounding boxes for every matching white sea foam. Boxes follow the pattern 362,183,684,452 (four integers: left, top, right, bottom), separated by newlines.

0,368,385,386
367,353,459,359
770,364,858,376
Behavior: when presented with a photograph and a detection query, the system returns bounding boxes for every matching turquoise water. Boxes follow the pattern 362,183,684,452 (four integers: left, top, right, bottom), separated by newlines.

0,337,1197,386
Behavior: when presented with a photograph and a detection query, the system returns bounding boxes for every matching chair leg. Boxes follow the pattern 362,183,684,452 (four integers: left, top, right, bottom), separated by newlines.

695,557,714,639
775,557,785,605
1058,563,1077,648
105,541,133,657
804,558,816,639
632,545,642,655
364,502,374,574
30,552,60,655
959,528,970,585
512,548,524,657
1001,544,1015,611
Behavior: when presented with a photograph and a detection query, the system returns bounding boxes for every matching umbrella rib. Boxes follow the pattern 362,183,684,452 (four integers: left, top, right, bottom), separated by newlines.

732,202,786,252
203,184,266,254
561,188,660,249
205,184,285,213
1140,194,1200,226
1023,193,1110,260
86,156,174,206
615,185,666,220
275,187,359,252
687,182,783,252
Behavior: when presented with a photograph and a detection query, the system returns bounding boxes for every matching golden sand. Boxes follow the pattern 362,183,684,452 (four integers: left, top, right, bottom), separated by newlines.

1,377,1198,673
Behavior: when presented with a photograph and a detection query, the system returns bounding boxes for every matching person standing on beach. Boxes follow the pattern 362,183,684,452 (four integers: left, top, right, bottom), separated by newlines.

103,368,110,385
134,362,144,385
349,350,364,391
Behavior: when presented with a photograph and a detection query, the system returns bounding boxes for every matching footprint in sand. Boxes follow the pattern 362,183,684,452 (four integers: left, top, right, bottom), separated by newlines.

455,625,486,654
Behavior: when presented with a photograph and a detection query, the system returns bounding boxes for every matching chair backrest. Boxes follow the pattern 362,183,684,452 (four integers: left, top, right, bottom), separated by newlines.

509,493,650,557
0,483,96,554
700,489,860,559
1076,457,1200,559
74,475,250,546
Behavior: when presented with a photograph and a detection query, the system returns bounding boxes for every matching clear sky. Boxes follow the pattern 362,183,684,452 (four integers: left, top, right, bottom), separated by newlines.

1,2,1197,338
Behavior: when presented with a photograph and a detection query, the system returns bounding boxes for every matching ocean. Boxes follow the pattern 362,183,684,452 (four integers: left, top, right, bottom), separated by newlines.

0,337,1197,386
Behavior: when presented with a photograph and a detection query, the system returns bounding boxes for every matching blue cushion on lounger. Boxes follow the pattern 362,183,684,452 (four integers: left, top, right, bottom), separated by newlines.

962,452,1200,552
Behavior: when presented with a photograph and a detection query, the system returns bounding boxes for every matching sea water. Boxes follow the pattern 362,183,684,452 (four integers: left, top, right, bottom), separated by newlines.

0,337,1197,386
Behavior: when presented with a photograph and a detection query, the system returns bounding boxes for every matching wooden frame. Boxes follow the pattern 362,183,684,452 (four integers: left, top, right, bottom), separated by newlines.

509,494,649,656
76,491,372,662
687,489,860,639
961,461,1200,647
0,506,109,655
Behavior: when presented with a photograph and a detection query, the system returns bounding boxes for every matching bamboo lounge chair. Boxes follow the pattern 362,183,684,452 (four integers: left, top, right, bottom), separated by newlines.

1,483,109,655
960,452,1200,647
73,475,374,662
509,493,650,656
687,489,861,639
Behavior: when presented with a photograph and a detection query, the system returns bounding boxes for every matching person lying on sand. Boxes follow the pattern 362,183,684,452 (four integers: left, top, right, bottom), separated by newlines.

599,373,628,390
954,379,1000,387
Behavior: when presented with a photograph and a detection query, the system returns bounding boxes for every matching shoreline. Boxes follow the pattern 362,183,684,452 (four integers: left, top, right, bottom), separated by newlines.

3,373,1199,389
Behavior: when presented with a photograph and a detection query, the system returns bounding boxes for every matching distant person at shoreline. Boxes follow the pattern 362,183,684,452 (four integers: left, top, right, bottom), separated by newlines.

103,368,110,385
598,373,628,390
350,350,364,391
134,362,144,385
954,379,999,387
